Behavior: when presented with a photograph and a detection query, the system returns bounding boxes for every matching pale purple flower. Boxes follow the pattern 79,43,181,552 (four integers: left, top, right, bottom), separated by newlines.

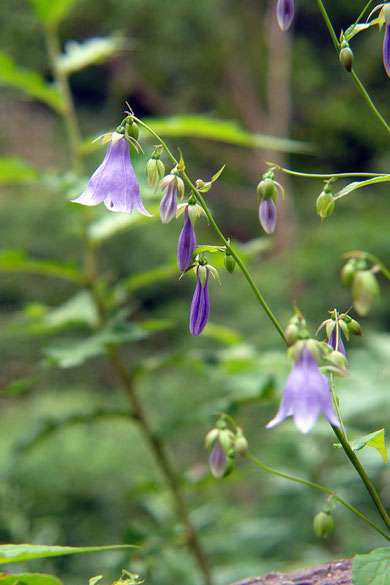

266,346,340,433
177,208,197,271
383,21,390,77
190,268,210,336
259,198,277,234
72,133,151,216
160,174,184,224
209,437,227,479
328,326,346,356
276,0,295,31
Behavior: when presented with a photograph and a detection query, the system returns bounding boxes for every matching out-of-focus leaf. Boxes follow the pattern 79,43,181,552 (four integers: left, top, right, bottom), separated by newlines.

0,573,62,585
3,373,40,396
193,245,223,255
117,265,177,293
88,204,159,244
30,0,79,27
0,158,38,184
0,250,84,283
353,547,390,585
334,175,390,200
41,291,100,330
144,115,312,154
202,323,243,346
334,428,387,462
57,37,126,75
140,319,174,332
0,544,135,565
0,52,63,112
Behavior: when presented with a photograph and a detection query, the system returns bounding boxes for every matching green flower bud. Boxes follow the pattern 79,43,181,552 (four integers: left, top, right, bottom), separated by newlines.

339,46,353,72
224,252,236,274
285,323,300,346
347,318,362,336
145,158,165,188
327,350,347,371
352,270,380,316
235,432,249,456
125,119,139,140
313,511,334,538
316,190,334,219
218,429,235,452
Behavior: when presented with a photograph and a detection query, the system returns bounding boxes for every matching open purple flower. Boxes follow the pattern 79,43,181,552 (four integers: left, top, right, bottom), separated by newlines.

177,208,197,271
276,0,295,31
259,198,277,234
190,267,210,336
266,346,340,433
328,326,346,356
72,133,151,216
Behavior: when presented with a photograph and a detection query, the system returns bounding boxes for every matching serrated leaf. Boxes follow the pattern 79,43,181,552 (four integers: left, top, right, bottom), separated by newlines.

57,37,126,76
353,547,390,585
334,176,390,200
30,0,79,27
0,158,38,184
88,204,159,245
0,545,134,566
0,52,63,112
0,573,62,585
145,115,312,154
0,250,84,283
333,428,387,462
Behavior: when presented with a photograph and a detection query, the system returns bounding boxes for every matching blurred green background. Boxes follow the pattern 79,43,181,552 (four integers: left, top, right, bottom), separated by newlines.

1,0,390,584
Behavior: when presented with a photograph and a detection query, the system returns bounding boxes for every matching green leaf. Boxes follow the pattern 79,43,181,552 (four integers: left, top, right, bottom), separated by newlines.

193,245,224,255
30,0,79,27
41,291,100,330
88,204,159,245
353,547,390,585
202,323,243,346
0,573,62,585
0,545,135,566
345,21,378,41
145,115,312,154
0,250,84,283
0,158,37,184
0,52,63,112
334,428,387,462
117,265,177,294
57,37,126,76
334,176,390,200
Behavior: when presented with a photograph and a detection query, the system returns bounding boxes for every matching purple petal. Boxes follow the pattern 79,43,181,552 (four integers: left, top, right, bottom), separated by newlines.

177,208,197,271
328,327,346,356
73,135,151,216
276,0,294,31
189,270,210,336
259,198,277,234
209,438,227,479
383,24,390,78
160,185,177,224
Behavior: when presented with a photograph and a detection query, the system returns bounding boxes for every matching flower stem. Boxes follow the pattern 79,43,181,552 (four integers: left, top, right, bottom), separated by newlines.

247,451,390,541
271,165,388,180
133,117,286,343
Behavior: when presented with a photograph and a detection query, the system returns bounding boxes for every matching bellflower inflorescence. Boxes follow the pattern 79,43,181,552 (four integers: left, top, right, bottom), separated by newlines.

72,133,151,216
276,0,295,31
177,208,197,272
190,266,210,336
266,345,340,433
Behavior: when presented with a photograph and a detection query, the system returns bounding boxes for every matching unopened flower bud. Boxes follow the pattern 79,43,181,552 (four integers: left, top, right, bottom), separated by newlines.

285,323,300,346
313,511,334,538
209,437,227,479
341,259,358,287
327,350,347,371
347,318,362,336
125,119,139,140
224,252,236,274
339,45,353,72
316,188,334,219
235,431,248,456
145,158,165,188
352,270,380,316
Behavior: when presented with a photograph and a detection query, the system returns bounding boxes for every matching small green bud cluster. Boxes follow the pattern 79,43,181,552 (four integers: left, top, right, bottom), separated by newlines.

341,258,380,316
284,314,310,347
339,40,353,72
316,183,334,220
205,419,249,479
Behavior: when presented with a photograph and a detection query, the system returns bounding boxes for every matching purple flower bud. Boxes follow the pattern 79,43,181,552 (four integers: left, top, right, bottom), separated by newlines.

189,268,210,336
266,346,340,433
276,0,295,31
383,23,390,78
259,197,277,234
177,208,197,272
328,326,346,356
72,133,151,216
160,174,184,224
209,437,227,479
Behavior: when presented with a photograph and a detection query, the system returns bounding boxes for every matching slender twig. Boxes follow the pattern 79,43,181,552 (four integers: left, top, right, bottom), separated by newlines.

271,166,388,180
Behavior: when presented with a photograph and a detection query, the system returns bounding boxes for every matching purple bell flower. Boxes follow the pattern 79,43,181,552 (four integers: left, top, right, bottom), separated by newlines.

328,326,346,356
190,268,210,336
209,437,227,479
177,208,197,272
276,0,295,31
160,174,184,224
259,198,277,234
72,133,151,216
266,346,340,433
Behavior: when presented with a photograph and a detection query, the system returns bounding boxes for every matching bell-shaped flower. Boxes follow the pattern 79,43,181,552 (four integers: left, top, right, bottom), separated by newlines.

259,198,277,234
276,0,295,31
160,173,184,224
177,208,197,272
328,326,346,356
72,133,151,216
190,267,210,336
266,346,340,433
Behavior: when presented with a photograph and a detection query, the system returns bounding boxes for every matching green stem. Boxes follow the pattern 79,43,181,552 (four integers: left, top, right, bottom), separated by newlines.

315,0,339,50
133,117,286,343
332,425,390,531
247,451,390,541
272,166,387,180
364,252,390,280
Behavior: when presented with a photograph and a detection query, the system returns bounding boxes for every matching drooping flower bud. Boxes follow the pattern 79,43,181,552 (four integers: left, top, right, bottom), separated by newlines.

190,266,210,336
316,185,334,220
341,258,358,287
352,270,380,316
160,172,184,224
145,148,165,188
313,511,334,538
177,207,197,272
206,422,235,479
209,437,228,479
382,3,390,77
224,252,236,274
235,429,249,456
339,41,354,72
125,119,139,140
346,317,362,336
259,198,277,235
276,0,295,31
